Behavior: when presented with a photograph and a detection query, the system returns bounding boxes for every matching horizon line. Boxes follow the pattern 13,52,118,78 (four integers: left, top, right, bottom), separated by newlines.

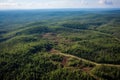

0,8,120,11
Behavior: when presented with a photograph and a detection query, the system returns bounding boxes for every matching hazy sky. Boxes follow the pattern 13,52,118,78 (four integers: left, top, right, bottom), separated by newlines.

0,0,120,9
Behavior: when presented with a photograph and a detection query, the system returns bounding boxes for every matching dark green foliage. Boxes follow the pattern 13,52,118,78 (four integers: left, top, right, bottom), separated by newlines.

61,38,120,64
91,65,120,80
42,68,96,80
0,53,58,80
21,26,52,34
50,55,63,62
0,9,120,80
62,22,103,30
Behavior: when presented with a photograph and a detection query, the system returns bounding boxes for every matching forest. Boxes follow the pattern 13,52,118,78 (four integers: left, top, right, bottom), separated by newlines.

0,9,120,80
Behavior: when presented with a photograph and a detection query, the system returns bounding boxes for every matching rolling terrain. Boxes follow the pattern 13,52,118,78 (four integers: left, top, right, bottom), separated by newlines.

0,9,120,80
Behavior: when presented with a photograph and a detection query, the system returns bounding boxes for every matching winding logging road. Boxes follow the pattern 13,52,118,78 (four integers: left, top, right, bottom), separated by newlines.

50,49,120,67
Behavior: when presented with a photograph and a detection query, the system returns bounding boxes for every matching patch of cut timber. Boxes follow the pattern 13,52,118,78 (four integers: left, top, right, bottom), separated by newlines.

81,67,92,72
50,49,60,54
62,57,68,66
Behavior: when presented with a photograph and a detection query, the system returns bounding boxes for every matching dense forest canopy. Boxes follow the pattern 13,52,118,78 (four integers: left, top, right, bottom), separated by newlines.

0,9,120,80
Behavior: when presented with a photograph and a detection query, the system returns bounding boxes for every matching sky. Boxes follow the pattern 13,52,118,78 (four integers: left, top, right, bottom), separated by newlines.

0,0,120,9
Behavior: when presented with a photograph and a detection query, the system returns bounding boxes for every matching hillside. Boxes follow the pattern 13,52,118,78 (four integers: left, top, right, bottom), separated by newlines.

0,9,120,80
